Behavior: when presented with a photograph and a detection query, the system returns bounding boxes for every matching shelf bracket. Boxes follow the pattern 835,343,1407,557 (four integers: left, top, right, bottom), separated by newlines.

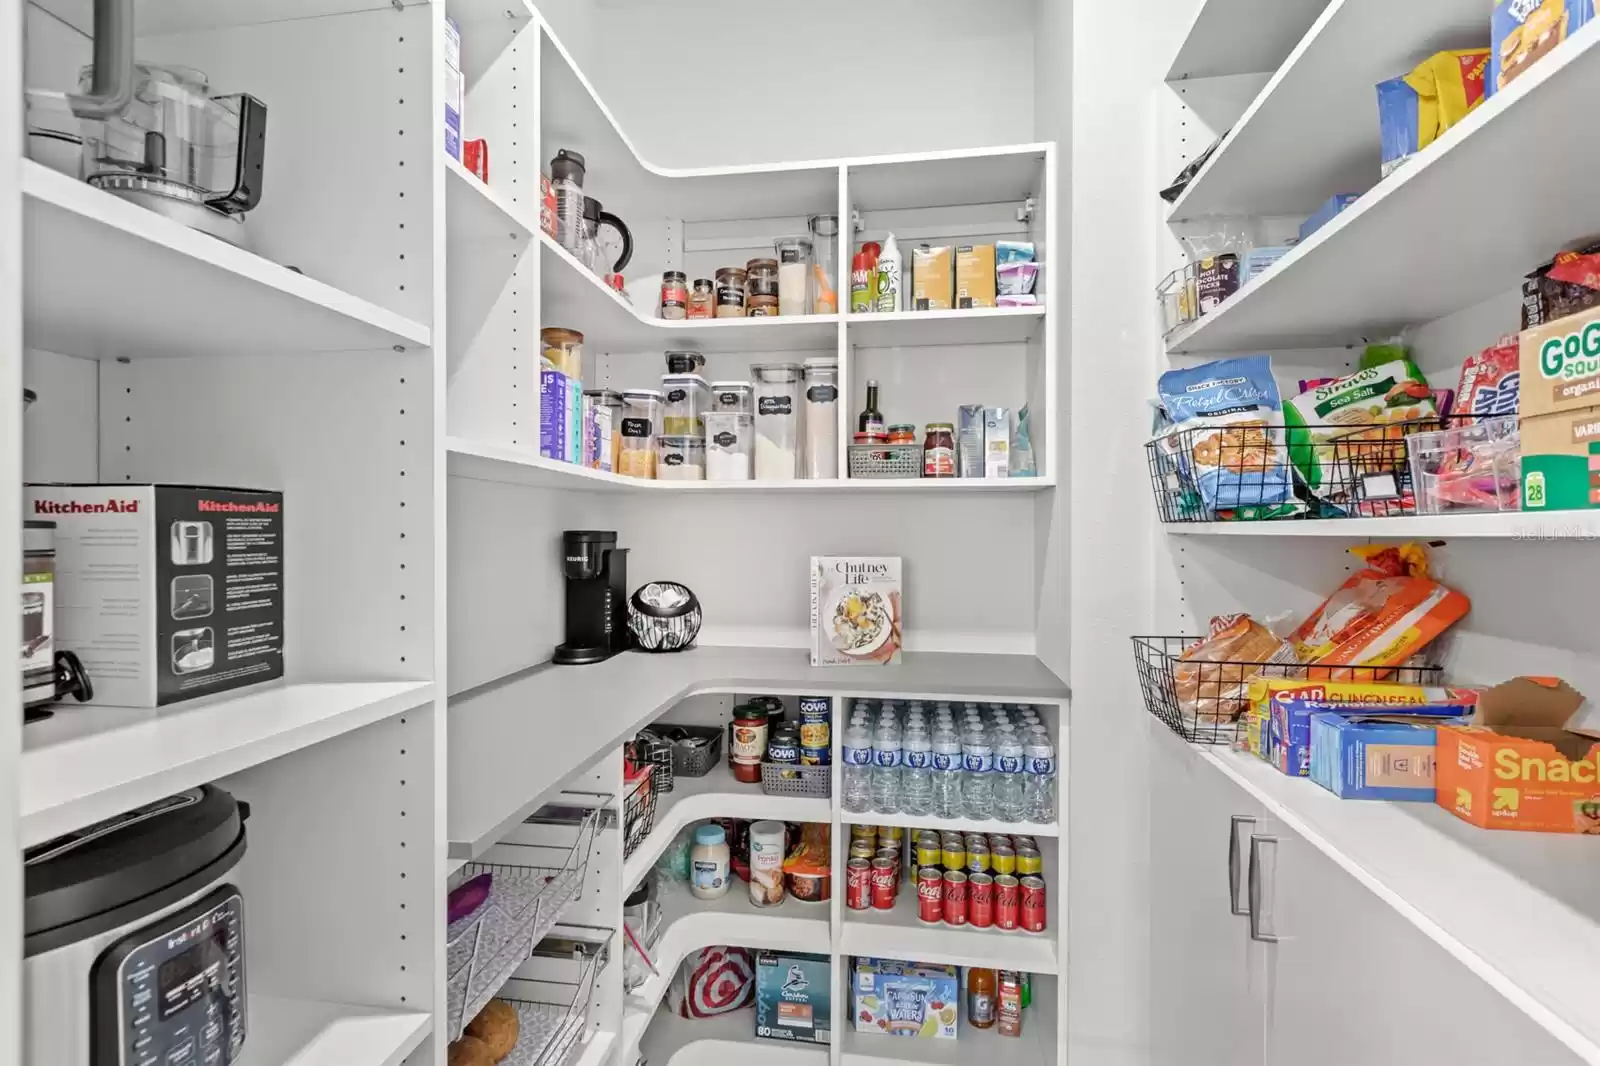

1016,197,1037,224
850,209,865,235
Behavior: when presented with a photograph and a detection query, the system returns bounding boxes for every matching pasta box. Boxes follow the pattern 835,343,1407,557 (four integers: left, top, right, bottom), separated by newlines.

1436,677,1600,832
755,951,830,1045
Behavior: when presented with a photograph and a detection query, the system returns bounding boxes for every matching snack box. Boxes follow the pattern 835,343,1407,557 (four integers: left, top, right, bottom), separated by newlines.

1522,241,1600,330
1491,0,1594,95
954,244,997,309
1299,194,1360,242
756,951,831,1045
1520,404,1600,511
852,958,958,1040
1519,302,1600,419
912,245,954,311
1436,677,1600,833
1309,712,1455,801
1269,696,1472,778
539,370,583,463
1377,50,1489,178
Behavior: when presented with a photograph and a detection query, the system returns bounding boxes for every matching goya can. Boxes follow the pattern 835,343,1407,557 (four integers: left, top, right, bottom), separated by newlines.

969,873,996,929
942,870,969,926
1020,876,1047,933
846,858,872,911
995,874,1021,931
917,867,944,924
799,744,830,766
767,729,799,764
798,696,831,749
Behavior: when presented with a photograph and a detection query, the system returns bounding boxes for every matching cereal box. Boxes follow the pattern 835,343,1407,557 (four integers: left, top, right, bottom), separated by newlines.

810,557,902,667
755,951,830,1045
851,958,958,1040
1436,677,1600,833
1455,338,1520,420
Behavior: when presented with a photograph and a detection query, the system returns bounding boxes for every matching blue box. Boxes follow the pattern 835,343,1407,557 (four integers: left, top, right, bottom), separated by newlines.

1491,0,1595,96
1269,695,1470,778
1240,246,1291,286
443,17,462,160
539,370,583,463
1299,194,1360,243
755,951,830,1045
1309,711,1452,801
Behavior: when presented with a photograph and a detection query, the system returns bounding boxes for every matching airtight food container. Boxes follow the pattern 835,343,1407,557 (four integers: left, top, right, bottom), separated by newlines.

658,436,707,481
660,374,711,437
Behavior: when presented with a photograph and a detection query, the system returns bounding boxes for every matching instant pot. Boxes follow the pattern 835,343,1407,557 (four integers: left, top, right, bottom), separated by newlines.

25,785,249,1066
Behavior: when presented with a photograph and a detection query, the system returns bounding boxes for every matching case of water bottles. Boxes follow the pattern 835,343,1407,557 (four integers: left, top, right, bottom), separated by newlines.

840,699,1056,824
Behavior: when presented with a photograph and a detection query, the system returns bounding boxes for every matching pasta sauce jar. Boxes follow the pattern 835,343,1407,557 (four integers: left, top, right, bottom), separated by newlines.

923,422,956,478
729,704,769,783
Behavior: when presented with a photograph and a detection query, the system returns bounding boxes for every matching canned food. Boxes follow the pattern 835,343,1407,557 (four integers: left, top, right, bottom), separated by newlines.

851,824,877,844
847,858,873,911
849,841,876,861
871,858,898,910
879,825,904,847
987,834,1013,851
942,870,969,926
767,730,799,764
995,874,1021,931
964,833,986,849
991,846,1017,876
942,842,965,871
1020,876,1047,933
750,695,785,716
1016,847,1044,876
965,843,991,875
1013,835,1038,853
969,873,996,929
916,835,943,871
799,744,830,766
917,868,944,924
876,845,900,871
798,696,831,749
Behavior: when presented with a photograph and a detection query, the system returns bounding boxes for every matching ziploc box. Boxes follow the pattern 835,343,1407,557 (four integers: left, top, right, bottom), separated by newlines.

852,958,958,1040
1436,677,1600,833
1309,712,1451,800
1268,693,1475,777
755,951,830,1045
28,484,284,707
443,16,463,160
1247,677,1482,763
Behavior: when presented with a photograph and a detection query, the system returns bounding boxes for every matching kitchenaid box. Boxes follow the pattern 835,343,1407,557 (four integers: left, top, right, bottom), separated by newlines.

27,484,284,706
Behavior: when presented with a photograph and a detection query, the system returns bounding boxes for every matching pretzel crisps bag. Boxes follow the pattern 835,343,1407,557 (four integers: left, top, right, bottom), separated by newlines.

1174,614,1298,722
1158,357,1297,516
1289,543,1470,678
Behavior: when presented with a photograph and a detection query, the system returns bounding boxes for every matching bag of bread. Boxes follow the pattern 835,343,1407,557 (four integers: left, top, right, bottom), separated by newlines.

1289,543,1469,679
1174,614,1298,722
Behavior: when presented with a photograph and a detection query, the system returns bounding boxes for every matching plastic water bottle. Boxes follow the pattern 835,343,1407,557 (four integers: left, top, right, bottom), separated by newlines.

931,723,963,818
842,716,874,813
900,724,933,815
993,732,1027,823
961,725,994,819
1024,729,1057,823
871,714,903,813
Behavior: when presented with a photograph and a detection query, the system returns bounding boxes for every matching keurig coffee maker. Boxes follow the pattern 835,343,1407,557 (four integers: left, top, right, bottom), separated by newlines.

553,530,630,665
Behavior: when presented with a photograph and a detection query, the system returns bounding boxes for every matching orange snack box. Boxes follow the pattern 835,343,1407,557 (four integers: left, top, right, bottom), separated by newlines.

1435,677,1600,833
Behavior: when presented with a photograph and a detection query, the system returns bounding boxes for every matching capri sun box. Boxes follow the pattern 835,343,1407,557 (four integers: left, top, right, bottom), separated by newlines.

1520,304,1600,510
1435,677,1600,833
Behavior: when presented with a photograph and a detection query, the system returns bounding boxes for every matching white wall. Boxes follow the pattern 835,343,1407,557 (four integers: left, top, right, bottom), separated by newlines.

540,0,1040,167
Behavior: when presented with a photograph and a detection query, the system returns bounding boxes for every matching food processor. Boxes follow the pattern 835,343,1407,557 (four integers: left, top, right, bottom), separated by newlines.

26,0,267,248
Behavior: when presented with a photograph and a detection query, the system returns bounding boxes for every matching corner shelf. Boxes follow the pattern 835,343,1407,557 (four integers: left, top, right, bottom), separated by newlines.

235,997,432,1066
847,307,1045,348
841,891,1059,975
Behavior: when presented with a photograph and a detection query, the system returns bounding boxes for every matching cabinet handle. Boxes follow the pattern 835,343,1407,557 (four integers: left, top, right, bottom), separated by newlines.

1248,834,1279,944
1227,815,1256,916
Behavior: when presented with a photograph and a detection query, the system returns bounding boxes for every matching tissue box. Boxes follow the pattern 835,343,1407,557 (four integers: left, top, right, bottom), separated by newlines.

852,958,958,1040
755,951,830,1045
1309,712,1448,801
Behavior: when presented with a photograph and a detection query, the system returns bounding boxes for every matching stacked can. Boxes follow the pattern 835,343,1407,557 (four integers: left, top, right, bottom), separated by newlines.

844,824,1048,934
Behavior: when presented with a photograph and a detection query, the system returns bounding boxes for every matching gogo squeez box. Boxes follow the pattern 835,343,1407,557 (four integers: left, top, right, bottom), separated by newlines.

28,484,285,707
1521,305,1600,510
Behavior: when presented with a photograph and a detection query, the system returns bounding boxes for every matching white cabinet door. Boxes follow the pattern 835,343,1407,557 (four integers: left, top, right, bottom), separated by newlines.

1257,821,1583,1066
1149,729,1268,1066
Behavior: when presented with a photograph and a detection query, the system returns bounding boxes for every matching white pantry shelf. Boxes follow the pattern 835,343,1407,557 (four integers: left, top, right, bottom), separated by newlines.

842,892,1058,975
1166,0,1328,81
1168,19,1600,355
1163,510,1600,540
622,762,830,889
1169,0,1488,221
848,307,1045,348
846,144,1050,212
447,436,1052,494
445,154,535,244
638,1008,826,1066
21,159,431,360
851,809,1060,840
234,996,432,1066
1197,745,1600,1065
21,680,434,848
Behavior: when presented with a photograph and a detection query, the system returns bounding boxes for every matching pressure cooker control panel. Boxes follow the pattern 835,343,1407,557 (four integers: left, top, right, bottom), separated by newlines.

92,885,245,1066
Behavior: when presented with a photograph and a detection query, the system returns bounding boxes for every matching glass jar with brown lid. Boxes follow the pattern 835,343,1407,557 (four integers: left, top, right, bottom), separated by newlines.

715,267,747,318
745,258,780,299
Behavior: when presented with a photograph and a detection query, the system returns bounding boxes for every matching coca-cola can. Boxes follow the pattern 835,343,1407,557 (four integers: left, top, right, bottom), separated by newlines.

995,874,1021,931
876,846,901,878
969,872,996,929
942,870,969,926
871,858,898,910
846,858,873,911
1020,875,1048,933
917,867,944,924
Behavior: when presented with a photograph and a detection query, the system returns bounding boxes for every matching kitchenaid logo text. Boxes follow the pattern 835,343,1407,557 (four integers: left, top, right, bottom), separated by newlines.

198,500,280,513
34,498,139,514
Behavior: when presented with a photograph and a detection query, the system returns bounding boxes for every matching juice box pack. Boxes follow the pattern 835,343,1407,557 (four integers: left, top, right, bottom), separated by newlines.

851,958,958,1040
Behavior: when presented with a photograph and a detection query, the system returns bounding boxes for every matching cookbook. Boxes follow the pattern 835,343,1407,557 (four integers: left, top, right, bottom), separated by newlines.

810,556,902,666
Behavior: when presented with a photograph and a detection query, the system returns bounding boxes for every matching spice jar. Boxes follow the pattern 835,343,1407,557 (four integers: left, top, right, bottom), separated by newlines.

659,271,688,319
924,423,957,478
730,703,769,783
774,237,813,316
802,356,839,480
747,295,780,317
540,327,583,377
887,424,918,445
746,258,780,300
715,267,747,318
710,381,754,415
657,435,707,481
688,278,715,319
618,389,663,478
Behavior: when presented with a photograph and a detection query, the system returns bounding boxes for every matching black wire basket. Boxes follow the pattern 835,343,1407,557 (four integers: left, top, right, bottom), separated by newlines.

1146,417,1488,524
1131,635,1446,745
621,757,657,860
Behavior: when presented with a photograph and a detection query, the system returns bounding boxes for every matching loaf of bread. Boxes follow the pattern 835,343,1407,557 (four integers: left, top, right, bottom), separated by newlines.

448,1036,497,1066
466,999,520,1061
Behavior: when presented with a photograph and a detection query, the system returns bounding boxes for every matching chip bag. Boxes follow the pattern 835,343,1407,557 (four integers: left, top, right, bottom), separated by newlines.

1157,357,1297,516
1289,544,1470,678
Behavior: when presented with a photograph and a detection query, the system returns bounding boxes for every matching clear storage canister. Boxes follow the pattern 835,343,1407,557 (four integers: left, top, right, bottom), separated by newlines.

751,362,804,481
618,389,663,479
802,356,839,479
705,412,753,481
774,236,813,316
808,214,839,314
592,389,626,472
710,380,754,416
658,435,707,481
660,373,711,436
